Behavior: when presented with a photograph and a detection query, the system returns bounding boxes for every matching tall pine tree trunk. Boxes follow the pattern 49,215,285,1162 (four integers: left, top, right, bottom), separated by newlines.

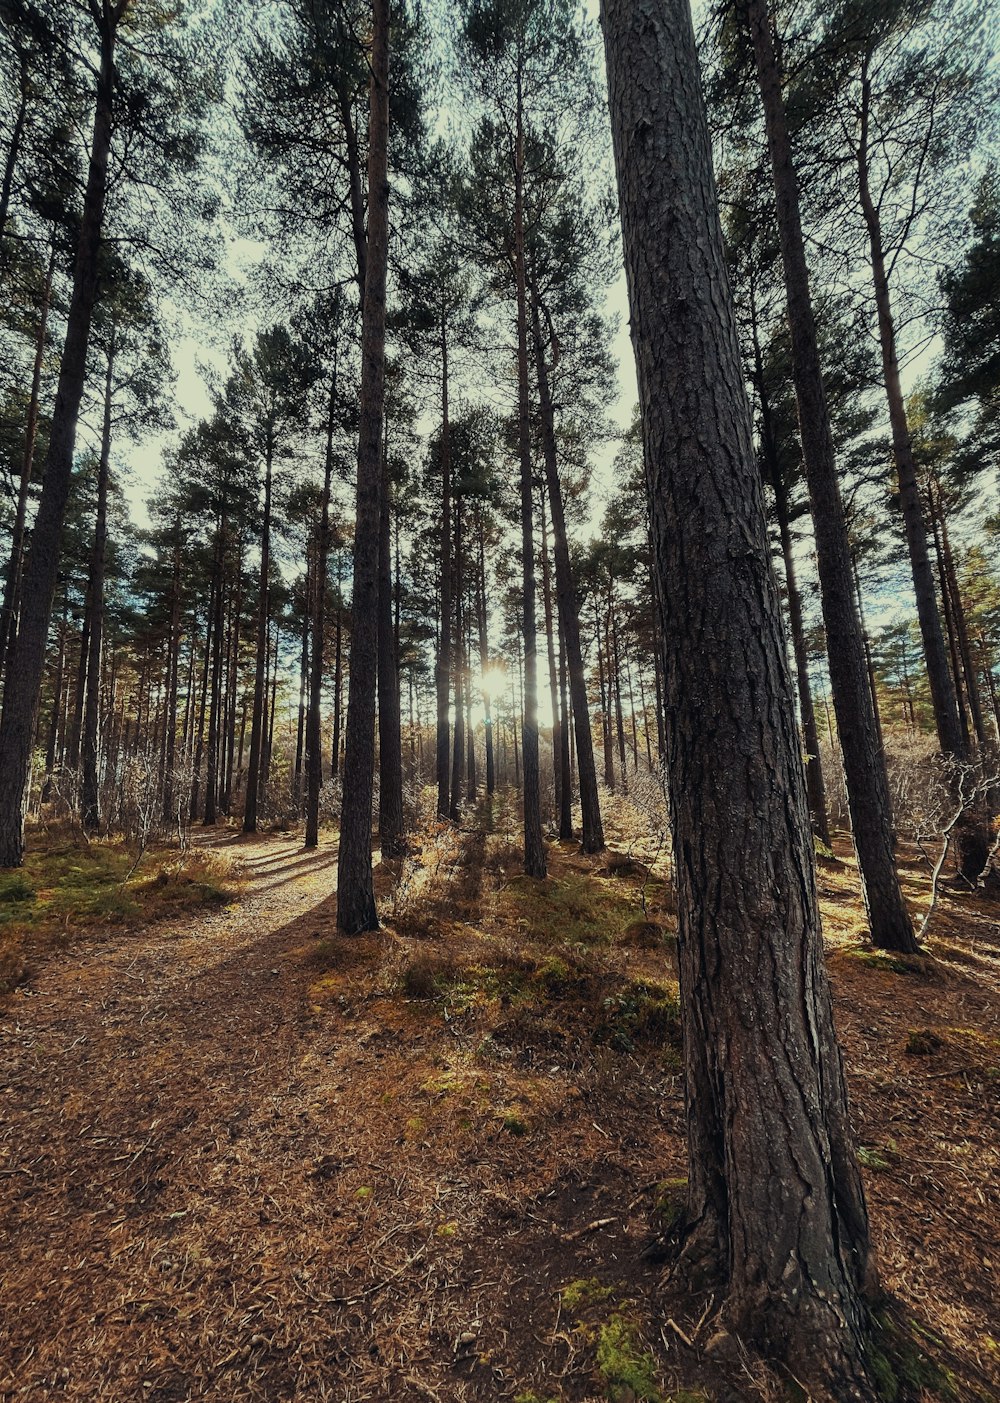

513,76,545,879
378,447,404,854
743,0,916,952
436,322,453,819
1,244,54,681
305,368,338,849
857,66,964,759
602,0,875,1393
0,6,120,867
337,0,389,932
81,334,116,832
243,446,273,833
531,291,604,851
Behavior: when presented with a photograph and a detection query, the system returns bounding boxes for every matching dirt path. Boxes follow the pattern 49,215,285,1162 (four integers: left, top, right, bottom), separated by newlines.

0,833,351,1402
3,828,998,1403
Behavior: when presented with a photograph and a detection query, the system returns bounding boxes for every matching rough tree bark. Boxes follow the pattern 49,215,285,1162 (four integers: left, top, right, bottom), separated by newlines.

513,73,545,879
531,290,605,851
305,367,338,849
856,63,964,759
0,2,125,867
436,319,453,819
378,446,405,854
743,0,917,953
337,0,389,932
81,333,116,832
243,438,273,833
601,0,876,1393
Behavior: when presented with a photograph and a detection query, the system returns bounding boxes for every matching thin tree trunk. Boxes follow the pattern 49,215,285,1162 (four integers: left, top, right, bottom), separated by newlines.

539,491,563,826
743,0,916,952
751,296,830,844
378,445,404,854
856,66,963,757
602,0,875,1392
513,71,544,878
531,294,603,847
476,511,495,795
1,243,55,678
306,364,338,849
450,501,465,821
337,0,389,932
436,321,453,818
243,444,273,832
81,333,116,831
595,599,615,789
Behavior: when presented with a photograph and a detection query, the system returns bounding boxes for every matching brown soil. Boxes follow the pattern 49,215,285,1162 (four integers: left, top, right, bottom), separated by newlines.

1,818,997,1402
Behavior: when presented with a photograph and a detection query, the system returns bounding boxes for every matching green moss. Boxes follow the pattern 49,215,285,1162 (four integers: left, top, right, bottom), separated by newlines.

560,1278,613,1312
844,947,929,976
869,1311,959,1402
857,1146,894,1173
653,1177,687,1231
513,1393,561,1403
595,1314,662,1402
502,1114,528,1136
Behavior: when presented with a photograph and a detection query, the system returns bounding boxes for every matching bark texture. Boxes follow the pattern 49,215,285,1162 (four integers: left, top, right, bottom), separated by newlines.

744,0,916,953
601,0,875,1392
337,0,389,932
0,5,121,867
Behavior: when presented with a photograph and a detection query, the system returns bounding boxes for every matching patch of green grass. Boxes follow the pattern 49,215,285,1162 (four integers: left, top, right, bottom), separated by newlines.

506,872,642,948
595,978,682,1055
857,1145,895,1173
0,840,238,995
0,874,35,904
513,1392,561,1403
595,1314,662,1402
560,1278,613,1312
844,947,930,976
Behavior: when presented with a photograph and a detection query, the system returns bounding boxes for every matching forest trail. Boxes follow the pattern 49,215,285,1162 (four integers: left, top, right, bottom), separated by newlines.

2,823,999,1402
0,832,350,1401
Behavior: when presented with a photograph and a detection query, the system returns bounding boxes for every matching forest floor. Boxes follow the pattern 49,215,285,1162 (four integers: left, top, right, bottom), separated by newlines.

0,793,998,1403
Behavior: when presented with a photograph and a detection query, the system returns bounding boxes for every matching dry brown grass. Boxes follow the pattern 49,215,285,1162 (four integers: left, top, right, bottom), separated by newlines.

0,811,997,1402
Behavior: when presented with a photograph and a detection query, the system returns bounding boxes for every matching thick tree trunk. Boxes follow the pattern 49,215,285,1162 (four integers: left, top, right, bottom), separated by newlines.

0,9,119,867
602,0,876,1394
243,445,273,832
531,292,604,850
337,0,389,932
744,0,916,953
81,335,116,832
